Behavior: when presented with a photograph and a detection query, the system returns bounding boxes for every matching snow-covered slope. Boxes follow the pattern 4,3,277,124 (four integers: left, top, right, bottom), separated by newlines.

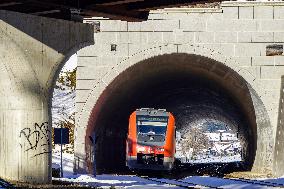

52,87,75,127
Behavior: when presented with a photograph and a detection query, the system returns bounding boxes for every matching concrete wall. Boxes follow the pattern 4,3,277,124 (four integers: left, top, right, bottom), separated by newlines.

0,10,94,183
273,76,284,176
76,1,284,176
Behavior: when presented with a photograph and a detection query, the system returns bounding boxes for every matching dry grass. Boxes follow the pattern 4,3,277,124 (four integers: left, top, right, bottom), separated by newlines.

8,179,98,189
224,171,273,179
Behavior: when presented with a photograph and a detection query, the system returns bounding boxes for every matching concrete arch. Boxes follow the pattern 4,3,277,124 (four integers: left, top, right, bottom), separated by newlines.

77,43,260,127
76,44,273,174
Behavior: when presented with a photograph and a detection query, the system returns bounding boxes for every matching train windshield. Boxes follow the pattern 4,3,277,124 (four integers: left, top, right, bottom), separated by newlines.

137,122,167,135
136,115,168,146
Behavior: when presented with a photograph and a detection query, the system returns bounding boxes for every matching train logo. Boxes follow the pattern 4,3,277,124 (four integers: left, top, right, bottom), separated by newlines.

126,108,176,170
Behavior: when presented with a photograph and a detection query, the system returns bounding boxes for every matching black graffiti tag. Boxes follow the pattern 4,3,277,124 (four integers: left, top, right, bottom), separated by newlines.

19,122,51,157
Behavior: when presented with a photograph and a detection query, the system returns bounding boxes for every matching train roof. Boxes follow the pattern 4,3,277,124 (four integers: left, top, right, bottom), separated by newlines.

135,108,169,117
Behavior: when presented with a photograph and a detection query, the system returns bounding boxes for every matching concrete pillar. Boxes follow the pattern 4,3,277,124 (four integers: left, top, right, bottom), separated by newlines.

0,10,93,183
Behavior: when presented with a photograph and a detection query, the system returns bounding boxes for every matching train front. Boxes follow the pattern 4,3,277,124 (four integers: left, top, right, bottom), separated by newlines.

126,108,175,171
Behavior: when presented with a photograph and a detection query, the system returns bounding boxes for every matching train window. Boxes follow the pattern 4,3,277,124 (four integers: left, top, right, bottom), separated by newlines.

137,125,167,135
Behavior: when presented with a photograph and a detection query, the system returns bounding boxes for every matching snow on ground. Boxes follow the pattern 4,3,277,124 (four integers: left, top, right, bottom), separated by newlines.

52,148,284,188
185,154,242,164
54,175,182,188
0,179,13,189
182,176,273,189
52,145,75,178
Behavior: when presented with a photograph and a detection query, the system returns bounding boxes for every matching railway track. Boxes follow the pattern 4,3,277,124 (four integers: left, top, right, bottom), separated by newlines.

139,175,222,189
199,163,284,188
188,162,284,188
137,162,284,188
143,175,284,189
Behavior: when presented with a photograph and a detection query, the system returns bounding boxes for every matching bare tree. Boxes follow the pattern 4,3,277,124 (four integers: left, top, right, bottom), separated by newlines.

180,126,210,158
52,68,76,152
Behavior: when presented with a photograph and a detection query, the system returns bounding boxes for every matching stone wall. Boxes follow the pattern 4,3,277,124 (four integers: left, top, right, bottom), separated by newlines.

76,1,284,176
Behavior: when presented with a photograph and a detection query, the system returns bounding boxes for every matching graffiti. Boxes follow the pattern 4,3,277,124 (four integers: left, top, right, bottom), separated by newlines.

19,122,51,157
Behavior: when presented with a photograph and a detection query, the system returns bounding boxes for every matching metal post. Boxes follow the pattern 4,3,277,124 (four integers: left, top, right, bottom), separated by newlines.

60,126,63,178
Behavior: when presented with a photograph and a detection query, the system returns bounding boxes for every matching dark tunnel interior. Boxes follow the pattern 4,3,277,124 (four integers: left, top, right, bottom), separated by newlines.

88,54,256,173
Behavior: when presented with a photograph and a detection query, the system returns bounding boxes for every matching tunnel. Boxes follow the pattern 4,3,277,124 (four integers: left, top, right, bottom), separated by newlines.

85,53,260,174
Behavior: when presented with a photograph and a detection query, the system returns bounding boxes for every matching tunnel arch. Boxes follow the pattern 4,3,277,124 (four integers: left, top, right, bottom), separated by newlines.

77,44,273,174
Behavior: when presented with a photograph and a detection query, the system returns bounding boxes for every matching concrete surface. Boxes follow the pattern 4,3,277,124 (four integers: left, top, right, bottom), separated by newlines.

0,10,94,183
75,1,284,176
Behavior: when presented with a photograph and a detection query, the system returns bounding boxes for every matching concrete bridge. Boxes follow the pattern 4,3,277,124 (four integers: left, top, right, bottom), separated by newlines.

0,0,224,184
75,1,284,177
1,0,284,185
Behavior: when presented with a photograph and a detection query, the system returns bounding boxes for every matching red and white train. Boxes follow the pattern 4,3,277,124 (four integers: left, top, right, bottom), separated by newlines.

126,108,176,170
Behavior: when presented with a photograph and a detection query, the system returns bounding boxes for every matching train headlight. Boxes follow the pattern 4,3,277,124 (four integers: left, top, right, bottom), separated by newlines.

136,145,145,152
156,147,164,152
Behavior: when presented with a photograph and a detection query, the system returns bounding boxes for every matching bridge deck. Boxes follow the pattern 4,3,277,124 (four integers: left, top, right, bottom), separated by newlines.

0,0,220,22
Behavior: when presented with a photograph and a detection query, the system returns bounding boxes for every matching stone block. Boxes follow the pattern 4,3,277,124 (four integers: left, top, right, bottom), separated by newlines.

96,32,118,44
128,44,144,56
203,44,235,57
76,90,91,103
195,32,215,43
118,32,129,43
161,44,179,55
261,94,280,112
160,12,190,20
274,32,284,43
162,32,175,44
235,43,265,57
98,43,129,57
100,20,127,31
260,66,284,79
128,43,160,57
238,66,261,80
254,6,274,19
77,79,96,90
115,43,130,57
161,31,194,44
252,56,274,66
140,20,179,31
274,6,284,19
238,32,274,43
75,102,85,114
95,43,113,56
148,32,163,43
127,22,141,31
180,18,206,32
177,32,195,44
222,6,239,19
275,56,284,65
231,56,252,67
127,32,147,44
78,44,100,57
214,32,237,43
77,66,110,80
260,20,284,31
207,19,257,31
259,79,281,91
77,56,102,67
239,6,254,19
